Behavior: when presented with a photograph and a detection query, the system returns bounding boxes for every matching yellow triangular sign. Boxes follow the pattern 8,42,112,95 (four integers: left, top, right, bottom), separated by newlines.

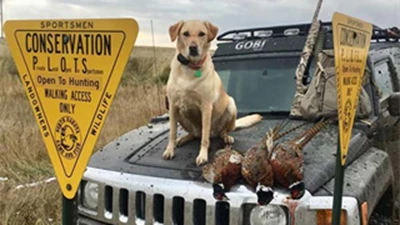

332,12,373,166
4,18,139,199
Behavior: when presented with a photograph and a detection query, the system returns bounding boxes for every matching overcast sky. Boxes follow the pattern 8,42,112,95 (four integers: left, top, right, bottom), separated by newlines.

2,0,400,49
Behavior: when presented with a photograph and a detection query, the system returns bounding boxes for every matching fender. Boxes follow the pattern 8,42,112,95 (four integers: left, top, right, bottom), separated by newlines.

313,147,393,219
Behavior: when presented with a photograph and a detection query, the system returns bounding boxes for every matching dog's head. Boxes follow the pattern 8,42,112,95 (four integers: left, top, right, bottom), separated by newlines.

169,20,218,61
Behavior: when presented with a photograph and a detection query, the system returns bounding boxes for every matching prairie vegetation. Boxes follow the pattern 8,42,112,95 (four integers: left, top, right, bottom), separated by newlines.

0,39,176,224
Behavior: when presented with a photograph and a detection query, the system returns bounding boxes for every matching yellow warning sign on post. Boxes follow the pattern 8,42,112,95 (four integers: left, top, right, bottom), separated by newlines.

4,18,139,199
332,12,373,166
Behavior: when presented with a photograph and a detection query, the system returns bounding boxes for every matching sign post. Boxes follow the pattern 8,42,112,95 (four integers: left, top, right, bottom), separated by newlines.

4,18,139,222
331,12,372,225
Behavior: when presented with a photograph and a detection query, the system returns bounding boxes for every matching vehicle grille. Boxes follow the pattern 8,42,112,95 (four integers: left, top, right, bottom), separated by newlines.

80,183,242,225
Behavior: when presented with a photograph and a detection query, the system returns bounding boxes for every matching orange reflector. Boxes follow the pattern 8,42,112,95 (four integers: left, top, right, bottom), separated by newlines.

361,202,368,225
316,209,347,225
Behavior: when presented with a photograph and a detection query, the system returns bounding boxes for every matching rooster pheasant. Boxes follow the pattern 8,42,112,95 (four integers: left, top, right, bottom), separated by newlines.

269,117,335,200
241,120,308,205
202,145,244,201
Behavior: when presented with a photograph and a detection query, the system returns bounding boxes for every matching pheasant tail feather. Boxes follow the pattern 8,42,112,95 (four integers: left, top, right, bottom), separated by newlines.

273,122,308,141
294,117,335,149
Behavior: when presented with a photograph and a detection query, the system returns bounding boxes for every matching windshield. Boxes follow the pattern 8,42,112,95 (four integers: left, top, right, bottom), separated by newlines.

214,56,314,114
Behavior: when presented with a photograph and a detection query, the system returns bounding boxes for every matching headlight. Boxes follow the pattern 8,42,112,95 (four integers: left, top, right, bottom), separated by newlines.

82,181,99,210
249,205,287,225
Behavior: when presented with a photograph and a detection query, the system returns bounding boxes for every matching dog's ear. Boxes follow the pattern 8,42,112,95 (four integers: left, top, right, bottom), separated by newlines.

204,21,219,42
169,20,184,42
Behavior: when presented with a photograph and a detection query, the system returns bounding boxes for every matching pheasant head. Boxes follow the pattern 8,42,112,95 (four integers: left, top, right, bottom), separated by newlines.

212,183,229,201
256,184,274,205
288,181,305,200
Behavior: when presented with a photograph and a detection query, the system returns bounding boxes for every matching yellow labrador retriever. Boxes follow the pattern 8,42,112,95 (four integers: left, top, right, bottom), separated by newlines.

163,20,262,166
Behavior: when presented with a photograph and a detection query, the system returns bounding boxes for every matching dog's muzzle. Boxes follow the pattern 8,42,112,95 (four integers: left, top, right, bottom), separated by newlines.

189,46,199,56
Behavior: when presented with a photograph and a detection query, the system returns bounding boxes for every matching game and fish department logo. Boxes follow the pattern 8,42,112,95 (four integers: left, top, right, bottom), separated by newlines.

342,98,352,134
55,116,82,160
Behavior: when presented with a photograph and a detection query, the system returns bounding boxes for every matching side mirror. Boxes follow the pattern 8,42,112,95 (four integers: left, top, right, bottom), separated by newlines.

388,92,400,116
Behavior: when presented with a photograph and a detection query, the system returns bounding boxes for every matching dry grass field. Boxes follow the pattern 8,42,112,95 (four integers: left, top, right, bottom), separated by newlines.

0,38,178,224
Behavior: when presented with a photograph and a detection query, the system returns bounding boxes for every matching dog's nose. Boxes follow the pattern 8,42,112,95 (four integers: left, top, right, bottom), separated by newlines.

189,46,198,56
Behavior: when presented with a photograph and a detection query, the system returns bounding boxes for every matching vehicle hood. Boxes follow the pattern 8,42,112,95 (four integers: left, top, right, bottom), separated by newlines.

88,115,371,194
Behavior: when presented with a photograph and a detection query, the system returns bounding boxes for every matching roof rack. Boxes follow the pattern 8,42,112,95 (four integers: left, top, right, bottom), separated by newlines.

216,21,399,43
371,26,400,43
216,21,332,41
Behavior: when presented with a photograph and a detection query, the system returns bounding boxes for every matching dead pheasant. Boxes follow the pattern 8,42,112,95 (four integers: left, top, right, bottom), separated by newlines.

269,117,335,200
241,120,308,205
202,145,244,201
241,129,275,205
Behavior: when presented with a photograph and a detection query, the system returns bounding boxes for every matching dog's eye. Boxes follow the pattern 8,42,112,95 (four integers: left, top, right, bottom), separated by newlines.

199,32,205,37
183,31,189,37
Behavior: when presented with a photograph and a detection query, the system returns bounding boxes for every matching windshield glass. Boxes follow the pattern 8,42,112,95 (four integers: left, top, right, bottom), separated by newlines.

214,56,314,114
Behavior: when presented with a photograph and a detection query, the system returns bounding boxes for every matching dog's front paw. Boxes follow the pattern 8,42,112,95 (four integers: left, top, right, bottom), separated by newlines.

162,145,175,160
224,135,234,145
196,149,208,166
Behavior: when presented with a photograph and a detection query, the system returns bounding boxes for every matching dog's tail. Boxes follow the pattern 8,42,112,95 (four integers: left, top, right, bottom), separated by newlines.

234,114,263,130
